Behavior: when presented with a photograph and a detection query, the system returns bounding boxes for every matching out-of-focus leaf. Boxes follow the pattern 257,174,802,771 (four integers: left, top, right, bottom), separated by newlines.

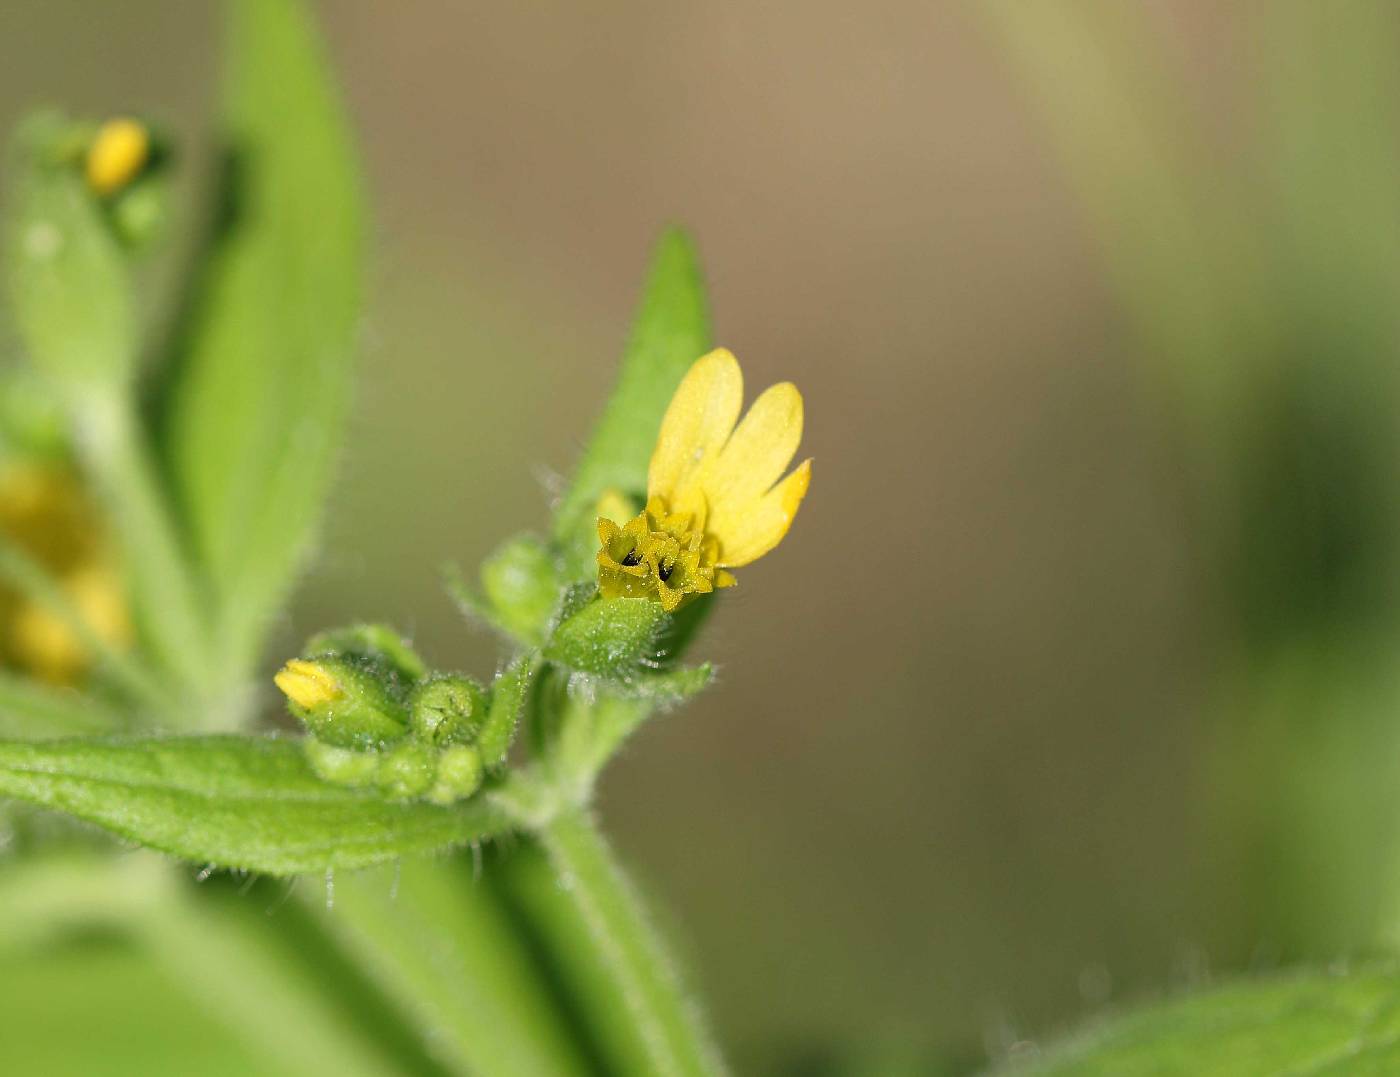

308,854,596,1077
979,2,1260,432
4,113,134,395
161,0,364,673
0,851,410,1076
552,229,710,577
995,966,1400,1075
0,735,510,874
0,672,123,738
0,942,276,1077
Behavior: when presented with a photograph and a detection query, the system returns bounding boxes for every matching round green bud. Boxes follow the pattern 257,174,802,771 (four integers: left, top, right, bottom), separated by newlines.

303,739,379,788
374,741,436,800
409,674,486,747
427,745,484,805
303,623,428,684
109,176,166,249
481,533,561,644
275,655,409,750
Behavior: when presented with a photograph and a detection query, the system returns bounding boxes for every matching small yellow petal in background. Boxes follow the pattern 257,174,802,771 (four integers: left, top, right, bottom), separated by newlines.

648,348,743,502
593,487,636,527
705,381,803,520
9,563,130,684
712,458,812,567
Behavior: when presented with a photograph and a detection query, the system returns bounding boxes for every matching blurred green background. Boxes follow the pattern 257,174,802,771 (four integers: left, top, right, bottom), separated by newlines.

9,2,1400,1072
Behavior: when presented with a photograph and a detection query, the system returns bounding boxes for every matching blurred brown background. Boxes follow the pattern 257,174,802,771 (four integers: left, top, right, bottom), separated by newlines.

1,2,1223,1069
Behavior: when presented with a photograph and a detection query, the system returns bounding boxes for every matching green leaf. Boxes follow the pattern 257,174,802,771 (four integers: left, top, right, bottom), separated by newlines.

998,965,1400,1075
544,596,668,680
0,735,510,874
4,113,135,395
552,228,710,578
0,672,124,739
161,0,364,674
0,852,412,1077
0,942,278,1077
478,652,539,770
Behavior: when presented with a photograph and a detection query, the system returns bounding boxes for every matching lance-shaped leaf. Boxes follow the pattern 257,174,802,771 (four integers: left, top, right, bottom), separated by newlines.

0,735,511,875
160,0,365,673
997,965,1400,1075
4,113,135,394
552,229,711,578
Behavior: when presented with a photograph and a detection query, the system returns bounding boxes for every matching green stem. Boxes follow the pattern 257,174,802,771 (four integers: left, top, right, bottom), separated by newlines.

78,396,212,696
535,806,726,1077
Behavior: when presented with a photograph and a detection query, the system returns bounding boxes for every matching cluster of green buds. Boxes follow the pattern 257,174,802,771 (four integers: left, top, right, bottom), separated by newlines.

274,624,528,805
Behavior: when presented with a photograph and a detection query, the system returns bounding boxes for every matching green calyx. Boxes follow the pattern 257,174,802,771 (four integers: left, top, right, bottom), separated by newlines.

409,674,486,747
274,654,410,750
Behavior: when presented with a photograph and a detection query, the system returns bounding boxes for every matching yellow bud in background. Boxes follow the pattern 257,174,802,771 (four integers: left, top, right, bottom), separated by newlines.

0,464,130,685
593,488,636,527
85,118,150,197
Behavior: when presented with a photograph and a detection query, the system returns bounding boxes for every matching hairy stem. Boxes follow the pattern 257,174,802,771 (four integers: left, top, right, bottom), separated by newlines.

534,806,726,1077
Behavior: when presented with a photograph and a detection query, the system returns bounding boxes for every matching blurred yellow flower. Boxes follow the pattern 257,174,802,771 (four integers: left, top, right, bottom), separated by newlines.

85,117,150,197
0,464,130,683
597,348,810,610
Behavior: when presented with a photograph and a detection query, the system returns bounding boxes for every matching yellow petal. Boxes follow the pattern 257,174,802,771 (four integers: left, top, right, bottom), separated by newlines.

714,458,811,568
593,488,635,527
274,659,343,710
704,381,803,524
647,349,743,503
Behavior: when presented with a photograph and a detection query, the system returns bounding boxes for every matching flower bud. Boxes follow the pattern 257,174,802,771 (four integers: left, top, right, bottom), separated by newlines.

108,176,167,249
480,533,560,644
426,744,484,805
545,596,667,679
374,741,436,800
274,656,408,749
85,118,150,197
409,674,486,747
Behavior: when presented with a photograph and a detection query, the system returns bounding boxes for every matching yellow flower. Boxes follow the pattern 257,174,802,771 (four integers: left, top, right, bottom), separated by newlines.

596,513,656,602
0,464,131,684
595,348,810,609
85,118,151,197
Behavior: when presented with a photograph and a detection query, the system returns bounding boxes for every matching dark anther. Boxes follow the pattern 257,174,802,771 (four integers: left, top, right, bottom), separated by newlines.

621,547,642,567
658,560,675,582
